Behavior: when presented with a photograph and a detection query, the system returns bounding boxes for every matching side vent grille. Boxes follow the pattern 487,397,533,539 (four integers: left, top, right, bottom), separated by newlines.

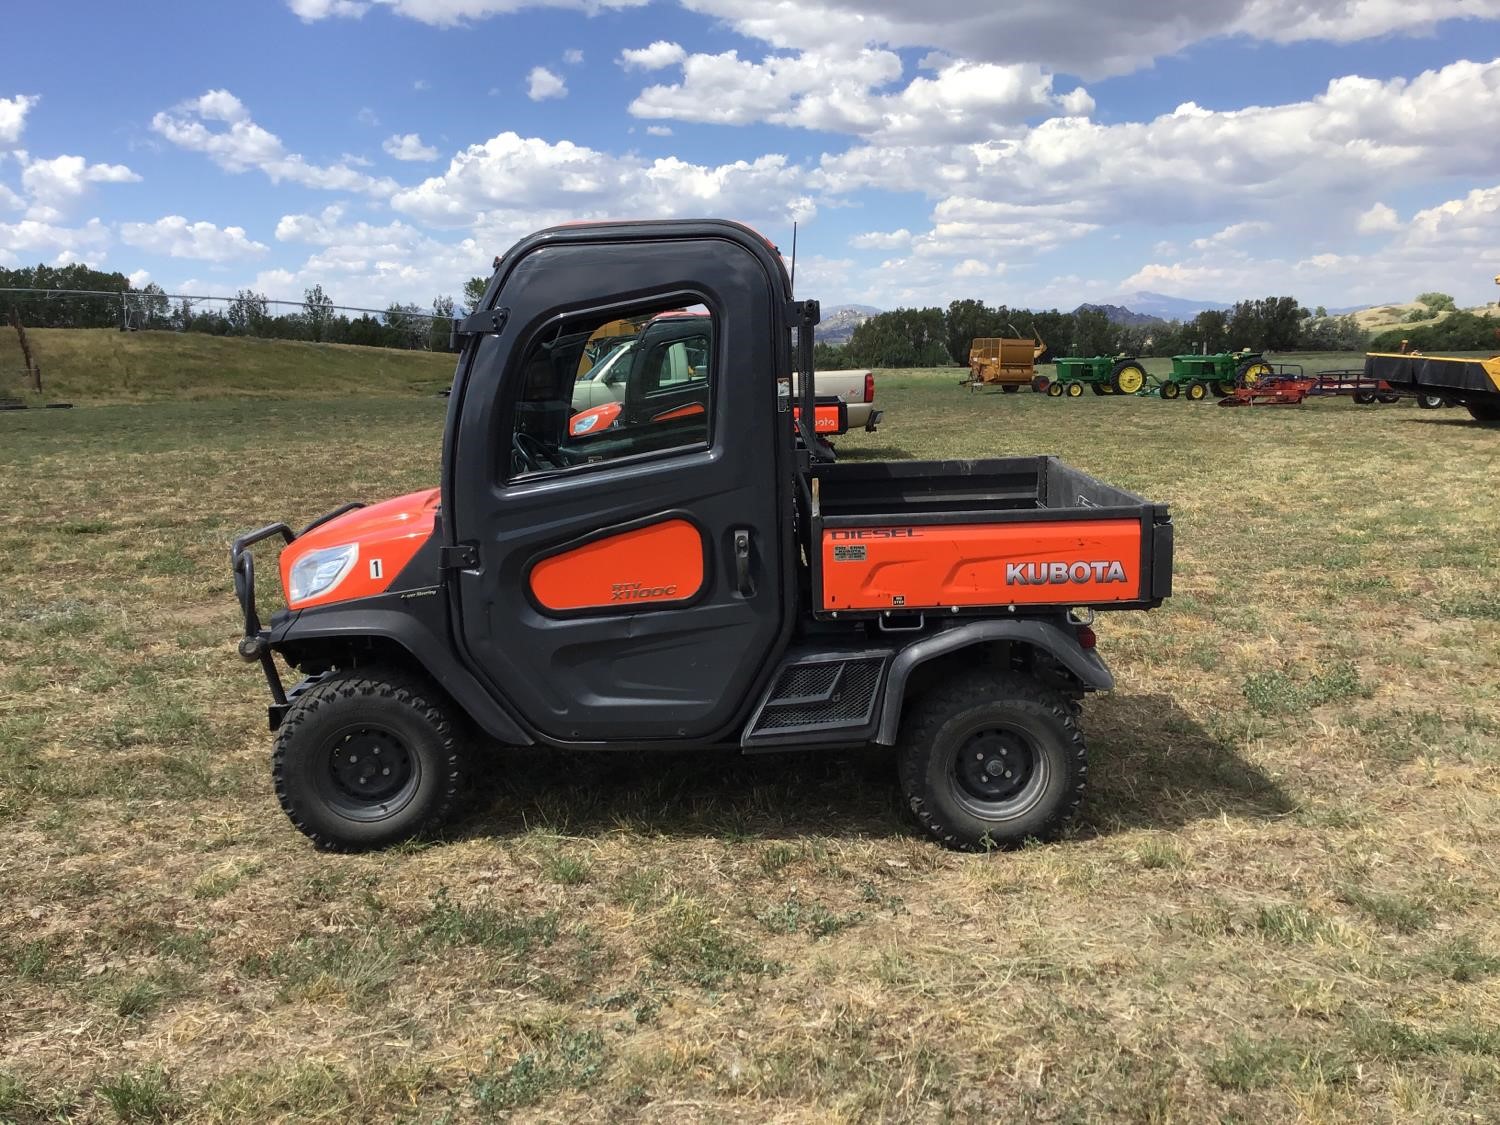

746,656,885,742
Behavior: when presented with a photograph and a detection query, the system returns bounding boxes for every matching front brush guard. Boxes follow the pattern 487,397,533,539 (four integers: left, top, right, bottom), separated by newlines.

230,503,364,717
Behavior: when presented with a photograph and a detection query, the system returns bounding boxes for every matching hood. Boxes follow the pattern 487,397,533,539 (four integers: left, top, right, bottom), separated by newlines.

279,488,440,610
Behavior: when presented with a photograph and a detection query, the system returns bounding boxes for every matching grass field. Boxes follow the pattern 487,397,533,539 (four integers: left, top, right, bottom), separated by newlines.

2,363,1498,1122
0,329,456,403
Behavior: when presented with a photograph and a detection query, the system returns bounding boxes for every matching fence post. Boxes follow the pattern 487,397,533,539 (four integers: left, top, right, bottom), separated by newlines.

10,309,40,392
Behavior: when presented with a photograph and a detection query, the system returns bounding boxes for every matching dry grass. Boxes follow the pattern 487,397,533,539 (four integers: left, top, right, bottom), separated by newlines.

2,368,1498,1122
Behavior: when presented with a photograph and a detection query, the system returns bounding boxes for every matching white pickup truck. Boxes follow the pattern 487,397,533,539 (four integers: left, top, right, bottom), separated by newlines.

572,315,882,433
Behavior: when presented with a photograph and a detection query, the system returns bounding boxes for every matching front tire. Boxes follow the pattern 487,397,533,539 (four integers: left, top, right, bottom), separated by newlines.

1417,394,1445,410
1160,381,1181,400
1066,381,1084,397
1187,381,1208,401
272,667,470,852
898,673,1087,851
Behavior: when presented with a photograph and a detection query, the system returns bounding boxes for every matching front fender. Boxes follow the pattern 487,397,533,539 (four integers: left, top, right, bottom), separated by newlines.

874,620,1113,744
271,595,533,745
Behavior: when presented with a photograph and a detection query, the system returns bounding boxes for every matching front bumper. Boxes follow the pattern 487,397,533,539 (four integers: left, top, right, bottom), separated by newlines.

231,502,364,727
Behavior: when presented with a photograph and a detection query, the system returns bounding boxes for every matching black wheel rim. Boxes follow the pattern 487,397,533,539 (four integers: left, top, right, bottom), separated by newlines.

948,725,1048,822
316,724,421,822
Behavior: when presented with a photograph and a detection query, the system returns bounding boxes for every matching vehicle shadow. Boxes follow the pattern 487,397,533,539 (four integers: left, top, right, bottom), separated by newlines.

1398,416,1490,428
453,692,1290,845
1076,692,1294,838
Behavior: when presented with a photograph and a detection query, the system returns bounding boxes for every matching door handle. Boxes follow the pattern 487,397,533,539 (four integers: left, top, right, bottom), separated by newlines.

733,529,754,596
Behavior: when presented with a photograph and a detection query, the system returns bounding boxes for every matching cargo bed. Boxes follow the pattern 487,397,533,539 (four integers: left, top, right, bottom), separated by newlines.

807,457,1172,615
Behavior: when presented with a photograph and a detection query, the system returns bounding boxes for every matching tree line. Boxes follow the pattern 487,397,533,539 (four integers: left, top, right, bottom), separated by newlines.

817,295,1379,368
0,264,468,353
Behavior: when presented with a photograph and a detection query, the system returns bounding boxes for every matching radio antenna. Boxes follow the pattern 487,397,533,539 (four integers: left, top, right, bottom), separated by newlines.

789,221,798,296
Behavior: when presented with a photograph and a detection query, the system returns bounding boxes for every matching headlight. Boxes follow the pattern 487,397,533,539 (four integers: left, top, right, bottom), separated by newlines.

288,543,359,604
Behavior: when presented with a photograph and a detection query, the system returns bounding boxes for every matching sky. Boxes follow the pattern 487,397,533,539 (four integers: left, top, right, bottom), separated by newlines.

3,0,1500,316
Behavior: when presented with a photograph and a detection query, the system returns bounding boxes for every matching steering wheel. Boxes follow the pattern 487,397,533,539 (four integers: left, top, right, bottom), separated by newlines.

511,431,555,475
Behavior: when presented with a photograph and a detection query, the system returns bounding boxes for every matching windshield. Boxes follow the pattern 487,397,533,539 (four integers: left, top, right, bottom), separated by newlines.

582,339,637,385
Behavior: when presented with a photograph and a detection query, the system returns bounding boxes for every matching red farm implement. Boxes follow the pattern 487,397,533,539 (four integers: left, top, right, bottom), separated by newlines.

1218,365,1414,408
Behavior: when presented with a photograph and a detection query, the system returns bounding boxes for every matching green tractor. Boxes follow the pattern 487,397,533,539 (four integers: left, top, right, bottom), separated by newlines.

1045,355,1149,398
1159,349,1272,401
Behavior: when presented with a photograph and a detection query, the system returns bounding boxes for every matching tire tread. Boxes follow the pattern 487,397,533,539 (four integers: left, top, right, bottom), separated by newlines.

271,666,466,852
897,672,1086,852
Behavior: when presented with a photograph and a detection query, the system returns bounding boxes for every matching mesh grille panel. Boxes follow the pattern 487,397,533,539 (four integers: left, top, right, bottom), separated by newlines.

754,659,882,733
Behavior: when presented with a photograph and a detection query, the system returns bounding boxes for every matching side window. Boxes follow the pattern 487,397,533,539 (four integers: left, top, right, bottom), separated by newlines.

507,301,714,480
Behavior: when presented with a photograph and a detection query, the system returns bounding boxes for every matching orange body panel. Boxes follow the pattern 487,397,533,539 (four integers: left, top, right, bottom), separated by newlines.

792,403,845,434
530,518,705,612
820,519,1143,611
280,489,439,610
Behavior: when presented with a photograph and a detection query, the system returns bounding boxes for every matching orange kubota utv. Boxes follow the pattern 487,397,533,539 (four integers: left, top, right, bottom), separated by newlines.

233,220,1173,853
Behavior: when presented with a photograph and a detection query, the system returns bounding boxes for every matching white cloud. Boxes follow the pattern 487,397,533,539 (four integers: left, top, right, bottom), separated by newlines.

850,228,912,250
0,182,24,211
257,204,492,307
119,215,269,261
152,90,398,196
563,48,583,64
817,57,1500,233
383,132,440,161
681,0,1499,80
1118,180,1500,307
413,78,430,91
287,0,650,27
127,268,152,288
628,48,1087,141
288,0,369,17
0,217,111,265
1357,201,1399,233
620,41,687,70
18,154,140,221
645,125,673,136
527,67,567,100
1189,221,1271,250
0,94,39,146
391,131,817,232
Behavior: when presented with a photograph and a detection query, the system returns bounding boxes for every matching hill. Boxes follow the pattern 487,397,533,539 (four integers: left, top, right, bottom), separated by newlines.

1073,302,1165,327
815,304,879,344
0,328,457,403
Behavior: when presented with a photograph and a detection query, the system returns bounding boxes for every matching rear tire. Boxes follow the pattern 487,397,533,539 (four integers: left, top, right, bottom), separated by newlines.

272,667,470,852
1377,393,1402,404
1353,391,1376,405
1159,381,1181,400
897,673,1087,851
1031,375,1050,394
1211,381,1232,397
1111,362,1146,395
1417,394,1445,410
1002,383,1020,394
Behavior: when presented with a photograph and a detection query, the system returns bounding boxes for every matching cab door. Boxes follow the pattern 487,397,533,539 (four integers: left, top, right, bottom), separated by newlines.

446,229,793,744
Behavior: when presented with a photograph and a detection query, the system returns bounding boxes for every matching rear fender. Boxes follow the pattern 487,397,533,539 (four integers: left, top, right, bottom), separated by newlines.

875,620,1113,744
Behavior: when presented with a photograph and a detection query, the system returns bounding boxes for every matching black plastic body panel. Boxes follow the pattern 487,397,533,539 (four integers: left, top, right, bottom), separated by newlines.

873,620,1114,745
271,594,533,745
